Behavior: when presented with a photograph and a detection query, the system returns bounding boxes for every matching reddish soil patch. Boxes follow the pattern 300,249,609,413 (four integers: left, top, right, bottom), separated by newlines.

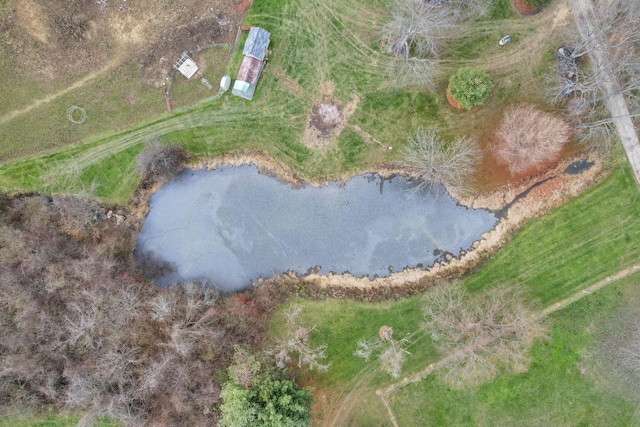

475,125,583,192
446,87,464,109
513,0,542,16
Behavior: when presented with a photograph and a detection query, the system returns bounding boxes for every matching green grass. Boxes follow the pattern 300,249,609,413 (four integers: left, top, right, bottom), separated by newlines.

465,159,640,305
281,158,640,425
0,0,566,204
389,270,640,426
0,43,231,163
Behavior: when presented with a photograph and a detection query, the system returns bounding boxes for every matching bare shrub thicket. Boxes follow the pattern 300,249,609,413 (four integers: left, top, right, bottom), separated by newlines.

421,282,547,388
136,139,186,185
0,195,278,425
402,127,481,193
495,104,571,175
51,194,103,239
266,305,331,373
354,326,412,378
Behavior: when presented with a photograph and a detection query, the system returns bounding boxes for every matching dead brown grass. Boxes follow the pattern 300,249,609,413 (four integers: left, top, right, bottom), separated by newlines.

2,0,241,86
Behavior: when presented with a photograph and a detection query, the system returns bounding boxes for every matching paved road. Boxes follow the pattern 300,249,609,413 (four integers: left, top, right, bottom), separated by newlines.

568,0,640,186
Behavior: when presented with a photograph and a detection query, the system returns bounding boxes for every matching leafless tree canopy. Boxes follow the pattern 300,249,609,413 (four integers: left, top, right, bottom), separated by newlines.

553,0,640,150
495,104,571,175
402,127,481,193
354,326,412,378
421,282,547,388
380,0,493,88
381,0,453,59
0,195,282,425
266,305,331,373
381,0,455,88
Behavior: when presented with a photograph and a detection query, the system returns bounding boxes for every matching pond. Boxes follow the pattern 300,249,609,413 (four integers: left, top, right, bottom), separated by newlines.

136,165,498,292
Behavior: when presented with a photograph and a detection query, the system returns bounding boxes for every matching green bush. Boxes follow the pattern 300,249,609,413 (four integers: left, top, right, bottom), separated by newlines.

219,367,313,427
448,67,492,110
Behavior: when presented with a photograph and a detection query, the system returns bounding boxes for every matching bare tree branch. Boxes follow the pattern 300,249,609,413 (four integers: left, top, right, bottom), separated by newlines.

421,282,547,388
402,127,481,194
354,326,412,378
494,104,571,174
266,305,331,372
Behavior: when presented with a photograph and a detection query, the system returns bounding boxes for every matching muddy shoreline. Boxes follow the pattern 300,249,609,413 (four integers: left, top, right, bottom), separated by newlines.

132,149,606,291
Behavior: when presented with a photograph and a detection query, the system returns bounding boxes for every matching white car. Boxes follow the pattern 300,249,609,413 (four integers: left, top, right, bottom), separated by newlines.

499,35,511,46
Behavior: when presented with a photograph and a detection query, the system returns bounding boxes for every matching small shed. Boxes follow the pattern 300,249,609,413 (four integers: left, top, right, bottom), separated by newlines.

232,27,271,100
243,27,270,61
174,52,199,79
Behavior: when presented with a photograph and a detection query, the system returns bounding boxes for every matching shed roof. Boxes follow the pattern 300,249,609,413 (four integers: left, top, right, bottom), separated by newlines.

232,55,264,100
243,27,270,61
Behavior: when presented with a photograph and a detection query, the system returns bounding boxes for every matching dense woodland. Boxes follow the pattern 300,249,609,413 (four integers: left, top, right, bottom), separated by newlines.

0,190,292,425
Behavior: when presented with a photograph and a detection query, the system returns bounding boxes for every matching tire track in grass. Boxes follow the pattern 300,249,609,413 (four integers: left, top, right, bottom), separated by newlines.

0,57,123,126
48,105,280,185
323,365,378,427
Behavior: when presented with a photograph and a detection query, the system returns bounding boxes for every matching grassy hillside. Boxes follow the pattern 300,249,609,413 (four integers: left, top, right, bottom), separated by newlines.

0,0,567,203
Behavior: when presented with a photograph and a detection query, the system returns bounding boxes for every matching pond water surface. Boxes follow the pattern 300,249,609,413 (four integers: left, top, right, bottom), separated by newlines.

136,165,498,292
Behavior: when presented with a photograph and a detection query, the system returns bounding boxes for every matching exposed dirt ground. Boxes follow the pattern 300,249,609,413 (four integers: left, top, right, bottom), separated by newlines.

301,80,360,149
1,0,241,86
513,0,541,16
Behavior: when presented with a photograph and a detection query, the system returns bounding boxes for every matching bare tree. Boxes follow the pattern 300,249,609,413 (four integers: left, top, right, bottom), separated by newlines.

494,104,571,174
421,282,547,388
402,127,481,193
227,346,261,388
136,138,186,185
354,326,412,378
448,0,494,19
51,195,103,239
267,305,330,372
553,0,640,151
381,0,456,89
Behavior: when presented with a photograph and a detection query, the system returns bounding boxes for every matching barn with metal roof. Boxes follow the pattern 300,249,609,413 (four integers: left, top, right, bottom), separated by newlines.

232,27,271,100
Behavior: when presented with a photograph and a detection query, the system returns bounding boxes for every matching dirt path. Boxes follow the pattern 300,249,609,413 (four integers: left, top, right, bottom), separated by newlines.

375,263,640,427
322,366,378,427
568,0,640,186
0,57,122,126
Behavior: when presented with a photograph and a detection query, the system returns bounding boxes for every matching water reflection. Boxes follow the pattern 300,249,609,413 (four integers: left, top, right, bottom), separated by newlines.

136,165,497,292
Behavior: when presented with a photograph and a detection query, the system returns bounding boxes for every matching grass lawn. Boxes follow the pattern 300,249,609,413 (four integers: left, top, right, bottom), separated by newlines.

388,270,640,426
0,42,231,164
0,0,568,204
282,157,640,425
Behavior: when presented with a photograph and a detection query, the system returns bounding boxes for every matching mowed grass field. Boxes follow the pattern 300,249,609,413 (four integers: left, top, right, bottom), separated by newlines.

388,269,640,427
281,159,640,426
1,0,567,203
